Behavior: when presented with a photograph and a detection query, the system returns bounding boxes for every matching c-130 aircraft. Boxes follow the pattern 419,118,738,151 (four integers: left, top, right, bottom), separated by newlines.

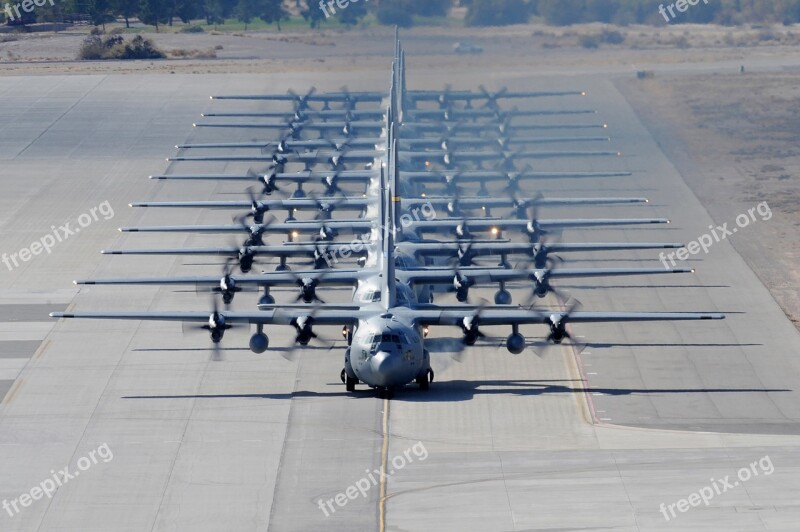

51,39,724,397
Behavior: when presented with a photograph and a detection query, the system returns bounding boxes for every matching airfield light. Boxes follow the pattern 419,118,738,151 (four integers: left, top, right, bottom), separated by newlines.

342,326,348,338
603,123,608,128
581,91,587,96
491,227,499,236
423,326,429,338
421,192,427,198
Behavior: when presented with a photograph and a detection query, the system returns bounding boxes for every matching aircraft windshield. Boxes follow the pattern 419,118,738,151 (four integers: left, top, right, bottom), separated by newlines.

360,291,382,302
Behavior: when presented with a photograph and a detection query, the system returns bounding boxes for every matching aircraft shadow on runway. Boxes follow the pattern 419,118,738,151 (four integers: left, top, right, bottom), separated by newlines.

120,378,789,402
560,284,730,289
584,341,762,348
391,380,791,403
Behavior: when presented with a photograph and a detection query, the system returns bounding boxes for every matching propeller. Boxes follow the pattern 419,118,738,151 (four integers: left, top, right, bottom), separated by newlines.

182,299,235,361
509,190,544,220
453,265,475,303
308,191,347,221
295,241,335,270
523,264,570,305
239,186,270,224
233,213,276,247
479,85,508,110
289,86,317,111
280,306,337,361
503,164,533,196
321,170,345,196
437,84,453,109
292,271,329,304
248,167,286,197
453,300,489,362
339,86,357,110
529,297,587,356
196,256,253,306
529,235,564,269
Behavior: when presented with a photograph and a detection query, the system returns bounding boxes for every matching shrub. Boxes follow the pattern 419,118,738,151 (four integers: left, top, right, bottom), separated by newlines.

180,25,205,33
78,34,165,60
579,34,599,48
601,29,625,44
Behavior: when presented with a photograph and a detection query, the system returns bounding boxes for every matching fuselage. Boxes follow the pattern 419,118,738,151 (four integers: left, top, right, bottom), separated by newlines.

345,314,427,388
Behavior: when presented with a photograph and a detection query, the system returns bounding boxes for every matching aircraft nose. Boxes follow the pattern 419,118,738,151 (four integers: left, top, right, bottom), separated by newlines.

369,351,404,386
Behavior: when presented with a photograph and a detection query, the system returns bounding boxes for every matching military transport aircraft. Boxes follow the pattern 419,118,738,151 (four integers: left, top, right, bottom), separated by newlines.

52,38,725,397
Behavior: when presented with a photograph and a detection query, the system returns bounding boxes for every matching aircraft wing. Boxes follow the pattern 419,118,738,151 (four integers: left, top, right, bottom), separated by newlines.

51,308,371,326
129,198,373,210
400,308,724,327
210,92,384,103
410,218,670,231
401,197,649,210
193,121,384,131
400,150,618,162
400,267,692,285
168,150,381,163
149,170,380,182
400,170,631,183
101,244,335,257
74,270,366,287
119,220,375,235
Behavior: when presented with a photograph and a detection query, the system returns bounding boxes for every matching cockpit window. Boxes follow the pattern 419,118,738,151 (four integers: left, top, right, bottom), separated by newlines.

360,291,382,302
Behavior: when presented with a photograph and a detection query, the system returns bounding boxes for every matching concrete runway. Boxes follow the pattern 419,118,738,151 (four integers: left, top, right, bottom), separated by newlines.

1,66,799,532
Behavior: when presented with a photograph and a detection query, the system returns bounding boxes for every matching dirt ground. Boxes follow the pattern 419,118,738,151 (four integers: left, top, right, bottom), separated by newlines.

2,22,800,75
620,72,800,326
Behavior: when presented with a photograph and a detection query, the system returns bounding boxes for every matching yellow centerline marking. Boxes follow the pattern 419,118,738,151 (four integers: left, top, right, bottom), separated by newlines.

378,397,390,532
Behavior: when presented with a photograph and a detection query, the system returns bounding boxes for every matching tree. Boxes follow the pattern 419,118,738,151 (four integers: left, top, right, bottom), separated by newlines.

174,0,203,23
536,0,584,25
340,0,368,26
86,0,112,28
113,0,139,27
139,0,170,31
260,0,290,30
406,0,450,17
300,0,326,28
236,0,263,29
466,0,531,26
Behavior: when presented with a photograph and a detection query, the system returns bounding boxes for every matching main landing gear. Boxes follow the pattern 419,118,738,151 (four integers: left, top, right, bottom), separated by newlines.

340,369,358,392
416,368,434,391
